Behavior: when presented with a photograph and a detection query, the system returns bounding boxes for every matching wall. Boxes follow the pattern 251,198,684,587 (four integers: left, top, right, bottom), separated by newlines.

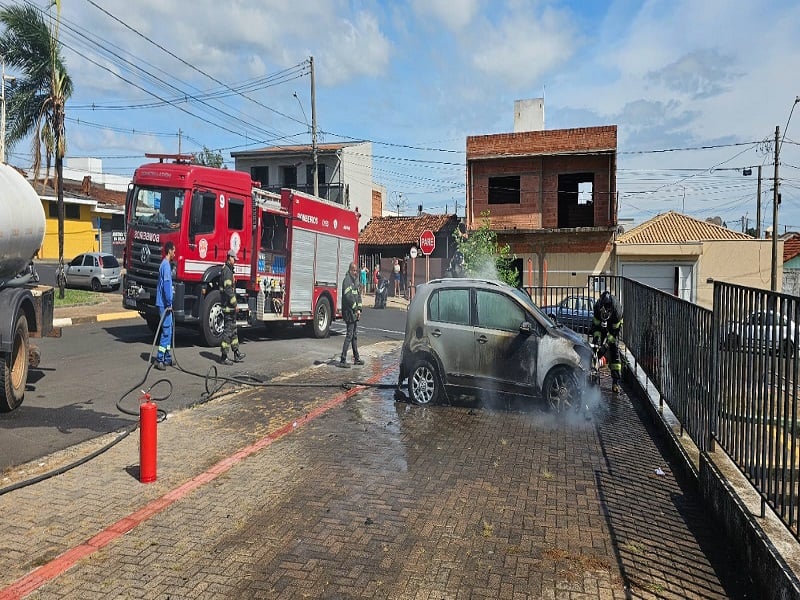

40,201,98,259
340,142,374,227
466,126,617,231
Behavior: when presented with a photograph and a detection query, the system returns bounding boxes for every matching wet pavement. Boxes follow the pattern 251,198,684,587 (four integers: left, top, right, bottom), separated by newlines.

0,344,756,599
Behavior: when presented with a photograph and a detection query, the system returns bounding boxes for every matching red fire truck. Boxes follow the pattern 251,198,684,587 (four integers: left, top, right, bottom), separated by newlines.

122,154,359,346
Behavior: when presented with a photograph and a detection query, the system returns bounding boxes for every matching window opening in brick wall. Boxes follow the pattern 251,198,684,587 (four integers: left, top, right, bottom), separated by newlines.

281,165,297,187
558,173,594,228
251,166,268,188
488,175,521,204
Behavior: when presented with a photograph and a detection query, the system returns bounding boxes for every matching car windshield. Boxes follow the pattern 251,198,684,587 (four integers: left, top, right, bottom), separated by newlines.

509,287,555,325
128,185,185,230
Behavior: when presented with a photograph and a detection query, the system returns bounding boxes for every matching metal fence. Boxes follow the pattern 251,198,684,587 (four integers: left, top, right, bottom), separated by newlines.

525,276,800,539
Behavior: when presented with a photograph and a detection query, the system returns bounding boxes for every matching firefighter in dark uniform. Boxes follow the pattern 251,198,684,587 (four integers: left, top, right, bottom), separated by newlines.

591,290,623,393
337,262,363,368
220,249,246,365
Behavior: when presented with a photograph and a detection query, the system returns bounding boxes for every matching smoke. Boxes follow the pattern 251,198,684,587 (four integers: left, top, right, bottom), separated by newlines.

465,257,501,282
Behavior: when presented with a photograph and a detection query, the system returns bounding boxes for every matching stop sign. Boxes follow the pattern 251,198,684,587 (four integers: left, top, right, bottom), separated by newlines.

419,230,435,255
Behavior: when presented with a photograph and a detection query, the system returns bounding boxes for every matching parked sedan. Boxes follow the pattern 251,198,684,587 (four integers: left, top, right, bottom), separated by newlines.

541,295,597,334
64,252,121,292
723,310,797,357
398,278,592,411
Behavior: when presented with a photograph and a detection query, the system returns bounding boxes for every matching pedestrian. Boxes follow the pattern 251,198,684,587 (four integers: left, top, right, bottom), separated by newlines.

338,262,363,368
400,258,408,296
373,264,380,293
360,263,368,292
590,290,624,393
393,259,401,297
154,241,175,370
220,249,246,365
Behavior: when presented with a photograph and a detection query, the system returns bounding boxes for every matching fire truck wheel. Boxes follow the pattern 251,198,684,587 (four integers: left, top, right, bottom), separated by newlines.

0,313,28,412
201,289,225,347
311,296,332,338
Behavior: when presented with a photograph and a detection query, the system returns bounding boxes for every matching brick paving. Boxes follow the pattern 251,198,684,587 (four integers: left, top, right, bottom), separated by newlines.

0,346,756,599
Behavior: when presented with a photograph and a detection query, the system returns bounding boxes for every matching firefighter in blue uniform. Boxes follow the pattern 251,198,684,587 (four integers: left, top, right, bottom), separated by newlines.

154,241,175,370
591,290,623,393
220,249,246,365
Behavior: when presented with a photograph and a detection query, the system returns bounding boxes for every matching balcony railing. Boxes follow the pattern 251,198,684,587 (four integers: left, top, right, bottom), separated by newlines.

259,183,345,205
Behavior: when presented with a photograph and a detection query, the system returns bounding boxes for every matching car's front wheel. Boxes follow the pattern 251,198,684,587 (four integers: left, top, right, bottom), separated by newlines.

408,357,442,405
543,366,582,413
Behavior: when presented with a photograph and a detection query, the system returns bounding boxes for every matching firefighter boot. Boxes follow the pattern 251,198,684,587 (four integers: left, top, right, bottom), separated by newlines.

221,350,233,366
611,379,620,394
233,348,246,363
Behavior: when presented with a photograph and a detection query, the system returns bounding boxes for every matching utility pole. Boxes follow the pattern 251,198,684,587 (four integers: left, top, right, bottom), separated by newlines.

178,128,182,155
310,56,318,197
772,125,779,291
756,165,762,239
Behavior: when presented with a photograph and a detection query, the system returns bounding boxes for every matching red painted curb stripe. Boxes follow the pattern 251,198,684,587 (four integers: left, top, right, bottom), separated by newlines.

0,368,394,600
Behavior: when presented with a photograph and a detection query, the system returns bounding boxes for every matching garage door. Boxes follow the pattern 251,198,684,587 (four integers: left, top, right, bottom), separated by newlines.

620,263,693,301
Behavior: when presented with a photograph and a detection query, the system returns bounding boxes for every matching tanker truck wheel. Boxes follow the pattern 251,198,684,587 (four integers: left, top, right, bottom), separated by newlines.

200,290,225,347
0,314,29,412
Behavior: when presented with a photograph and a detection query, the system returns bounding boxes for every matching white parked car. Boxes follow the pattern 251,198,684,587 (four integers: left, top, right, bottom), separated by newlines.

64,252,121,292
723,310,797,357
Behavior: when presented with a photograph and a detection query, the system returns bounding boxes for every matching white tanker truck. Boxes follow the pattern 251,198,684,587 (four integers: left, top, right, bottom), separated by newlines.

0,163,59,411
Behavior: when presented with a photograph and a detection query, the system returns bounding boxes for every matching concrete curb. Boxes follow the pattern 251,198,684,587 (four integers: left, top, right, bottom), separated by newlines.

53,312,139,328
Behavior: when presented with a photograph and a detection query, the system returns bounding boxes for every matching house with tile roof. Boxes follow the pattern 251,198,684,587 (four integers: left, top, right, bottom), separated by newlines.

465,101,618,288
615,211,775,308
781,232,800,295
231,141,383,231
358,214,461,286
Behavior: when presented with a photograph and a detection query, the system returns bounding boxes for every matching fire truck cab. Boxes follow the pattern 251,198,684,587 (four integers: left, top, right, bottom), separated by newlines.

122,154,359,346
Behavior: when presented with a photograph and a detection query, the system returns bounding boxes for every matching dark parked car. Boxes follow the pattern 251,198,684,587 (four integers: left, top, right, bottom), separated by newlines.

398,278,592,411
64,252,121,292
541,295,596,334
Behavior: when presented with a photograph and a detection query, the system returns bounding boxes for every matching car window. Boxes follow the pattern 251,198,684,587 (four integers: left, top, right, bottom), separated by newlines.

82,255,96,267
476,290,525,332
100,255,119,268
69,255,83,267
582,298,593,312
428,289,470,325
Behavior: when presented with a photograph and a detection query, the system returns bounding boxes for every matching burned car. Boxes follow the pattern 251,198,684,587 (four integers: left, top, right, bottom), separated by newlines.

398,278,592,411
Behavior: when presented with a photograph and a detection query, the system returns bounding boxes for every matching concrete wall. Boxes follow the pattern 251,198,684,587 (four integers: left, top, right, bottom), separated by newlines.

339,142,374,227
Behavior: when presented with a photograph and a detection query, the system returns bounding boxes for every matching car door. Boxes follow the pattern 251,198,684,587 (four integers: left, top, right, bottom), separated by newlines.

473,289,538,397
65,254,85,288
425,287,475,389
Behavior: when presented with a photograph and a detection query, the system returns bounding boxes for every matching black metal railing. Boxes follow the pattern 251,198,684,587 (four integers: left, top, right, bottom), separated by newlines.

527,275,800,539
260,183,345,205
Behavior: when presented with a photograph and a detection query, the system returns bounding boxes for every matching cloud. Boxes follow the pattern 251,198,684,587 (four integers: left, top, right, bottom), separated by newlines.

469,5,579,88
646,49,742,100
411,0,482,31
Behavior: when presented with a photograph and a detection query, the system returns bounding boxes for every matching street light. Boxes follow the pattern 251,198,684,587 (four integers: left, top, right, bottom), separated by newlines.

1,58,16,164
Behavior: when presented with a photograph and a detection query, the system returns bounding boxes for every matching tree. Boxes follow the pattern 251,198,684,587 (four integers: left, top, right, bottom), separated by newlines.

452,211,519,287
193,146,225,168
0,1,72,298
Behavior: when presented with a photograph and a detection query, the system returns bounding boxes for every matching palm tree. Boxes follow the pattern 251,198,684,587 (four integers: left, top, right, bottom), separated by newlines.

0,1,72,297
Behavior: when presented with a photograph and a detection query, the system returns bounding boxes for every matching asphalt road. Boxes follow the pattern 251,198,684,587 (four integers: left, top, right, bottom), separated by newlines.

0,306,407,471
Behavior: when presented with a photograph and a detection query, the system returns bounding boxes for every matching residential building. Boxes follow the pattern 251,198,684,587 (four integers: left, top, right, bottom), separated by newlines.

615,211,775,308
231,141,381,230
466,101,617,288
358,214,461,286
32,158,127,260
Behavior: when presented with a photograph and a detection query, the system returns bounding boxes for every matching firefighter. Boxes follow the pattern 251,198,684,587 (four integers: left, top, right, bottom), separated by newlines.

337,262,363,368
591,290,623,393
220,249,246,365
154,241,175,370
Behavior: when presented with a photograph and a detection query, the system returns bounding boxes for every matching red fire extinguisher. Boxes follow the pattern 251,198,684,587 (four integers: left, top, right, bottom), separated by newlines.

139,392,157,483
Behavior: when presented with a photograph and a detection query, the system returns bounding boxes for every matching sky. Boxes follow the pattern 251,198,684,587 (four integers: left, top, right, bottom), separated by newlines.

5,0,800,233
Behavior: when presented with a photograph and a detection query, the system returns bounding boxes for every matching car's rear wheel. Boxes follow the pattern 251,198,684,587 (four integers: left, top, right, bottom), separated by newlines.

408,357,442,405
543,366,582,413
